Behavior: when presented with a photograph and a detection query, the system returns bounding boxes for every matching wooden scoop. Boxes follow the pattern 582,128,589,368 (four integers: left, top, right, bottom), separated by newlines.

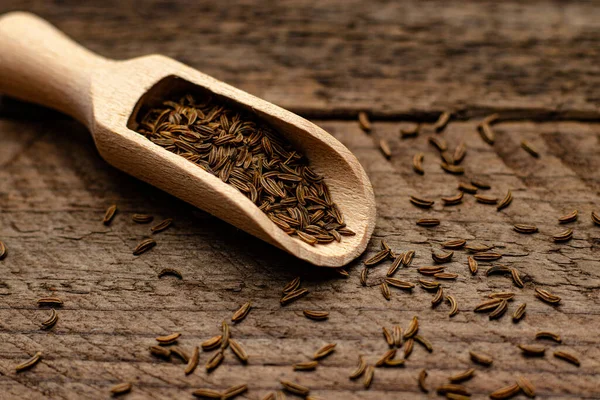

0,12,376,267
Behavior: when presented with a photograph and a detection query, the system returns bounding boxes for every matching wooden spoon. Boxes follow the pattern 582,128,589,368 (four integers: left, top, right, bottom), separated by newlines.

0,12,376,267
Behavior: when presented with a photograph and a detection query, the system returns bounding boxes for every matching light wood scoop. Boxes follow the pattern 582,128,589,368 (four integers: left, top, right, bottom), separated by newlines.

0,12,376,267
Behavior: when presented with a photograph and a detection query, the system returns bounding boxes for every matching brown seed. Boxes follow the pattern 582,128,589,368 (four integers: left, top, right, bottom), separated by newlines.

442,192,464,206
441,151,455,167
413,152,425,174
404,338,414,358
221,321,230,349
489,292,515,300
553,228,573,242
222,384,248,400
151,218,173,233
103,205,117,226
385,278,415,290
453,142,466,164
37,297,63,307
282,277,301,294
449,368,475,383
473,252,502,261
382,327,394,347
518,344,546,356
232,301,252,322
511,268,524,288
281,380,310,396
185,346,200,375
360,267,368,286
158,268,183,279
303,310,329,321
443,239,466,249
419,279,441,290
358,111,371,132
192,388,222,399
229,339,249,363
470,351,493,366
375,349,397,367
313,343,336,360
468,256,478,274
404,316,419,338
365,248,391,266
458,182,478,194
432,287,444,307
110,382,132,396
363,365,375,389
465,243,493,253
521,140,540,158
401,124,421,137
474,298,504,313
15,352,42,372
419,268,445,279
478,122,495,145
486,265,512,276
393,325,403,347
387,255,404,277
350,355,367,379
441,163,464,175
517,376,536,398
489,300,508,320
434,272,458,280
149,345,171,359
497,190,513,211
414,335,433,352
559,210,578,224
403,250,415,266
205,350,224,371
418,369,428,393
471,179,491,189
535,331,562,343
0,240,5,260
474,194,498,204
512,303,527,322
429,136,448,152
417,218,440,227
513,224,538,234
432,250,453,263
410,195,434,208
434,111,451,133
296,231,318,245
201,335,222,350
445,393,471,400
41,308,58,330
133,238,156,255
592,211,600,225
132,214,153,224
553,351,580,366
280,288,309,305
483,113,499,125
436,384,470,396
294,360,318,371
489,383,520,400
447,295,459,317
384,358,405,367
381,282,391,300
379,139,392,159
156,332,181,345
170,346,189,363
535,287,561,305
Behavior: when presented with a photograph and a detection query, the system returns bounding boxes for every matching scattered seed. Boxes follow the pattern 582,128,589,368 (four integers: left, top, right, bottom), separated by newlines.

445,394,471,400
185,346,200,375
387,255,404,277
512,303,527,322
434,111,451,132
365,248,391,266
418,369,428,393
465,243,493,253
110,382,132,396
474,194,498,204
229,339,248,363
385,277,415,290
297,231,318,245
511,268,524,288
404,338,414,358
535,287,561,305
303,310,329,321
380,282,391,300
360,267,368,286
432,287,444,307
470,351,493,366
350,355,367,379
205,350,224,371
403,250,415,266
156,332,180,345
170,346,190,363
401,124,421,137
478,122,495,145
158,268,183,279
592,211,600,225
201,335,222,351
441,163,464,175
294,361,318,371
41,308,58,330
384,358,405,367
559,210,578,224
151,218,173,233
37,297,63,307
404,316,419,338
434,272,458,280
419,279,441,291
232,301,252,322
280,288,309,305
489,383,520,400
513,224,538,234
375,349,397,367
497,190,513,211
410,195,434,208
436,384,470,396
379,139,392,159
432,250,453,263
282,277,301,294
517,376,536,398
314,343,336,360
521,140,540,157
535,331,562,343
486,265,512,276
458,182,478,194
358,111,371,132
489,292,515,300
553,228,573,242
429,136,448,152
15,352,42,372
468,256,478,274
474,298,504,313
443,239,466,249
103,205,117,226
417,265,445,275
383,327,394,347
447,295,459,317
474,252,502,261
192,388,222,399
222,384,248,400
441,151,454,167
412,152,425,175
417,218,440,227
393,325,403,347
553,351,580,366
132,214,153,224
442,192,464,206
149,345,170,359
221,321,230,349
518,344,546,356
449,368,475,383
281,380,310,396
453,142,466,164
364,365,375,389
471,179,491,189
414,335,433,352
133,238,156,255
337,268,349,278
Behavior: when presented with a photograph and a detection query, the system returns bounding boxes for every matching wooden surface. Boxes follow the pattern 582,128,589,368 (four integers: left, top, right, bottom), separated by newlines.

0,1,599,399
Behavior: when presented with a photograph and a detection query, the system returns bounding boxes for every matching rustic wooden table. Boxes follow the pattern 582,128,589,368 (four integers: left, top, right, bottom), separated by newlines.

1,1,599,399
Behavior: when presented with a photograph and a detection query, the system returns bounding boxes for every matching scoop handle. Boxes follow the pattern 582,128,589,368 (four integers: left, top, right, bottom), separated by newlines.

0,12,108,125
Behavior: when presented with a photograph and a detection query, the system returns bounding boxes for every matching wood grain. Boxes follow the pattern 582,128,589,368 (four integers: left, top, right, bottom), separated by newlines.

1,1,599,399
